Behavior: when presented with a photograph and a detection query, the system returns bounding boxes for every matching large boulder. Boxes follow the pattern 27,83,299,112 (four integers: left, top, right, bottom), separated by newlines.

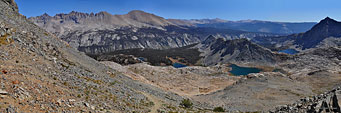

4,0,18,11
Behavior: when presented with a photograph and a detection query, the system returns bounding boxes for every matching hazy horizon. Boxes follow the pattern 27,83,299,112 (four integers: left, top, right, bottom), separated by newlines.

16,0,341,22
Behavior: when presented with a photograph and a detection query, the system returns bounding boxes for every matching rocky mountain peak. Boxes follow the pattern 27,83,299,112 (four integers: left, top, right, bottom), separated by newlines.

35,13,51,20
41,13,50,17
66,11,90,19
127,10,149,15
314,17,339,29
69,11,86,15
314,17,338,29
124,10,173,26
199,35,278,66
320,17,337,23
295,17,341,49
126,10,157,19
96,11,112,17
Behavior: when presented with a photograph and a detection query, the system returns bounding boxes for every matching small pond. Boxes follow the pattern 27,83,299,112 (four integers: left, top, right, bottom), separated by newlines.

279,49,299,55
229,64,262,76
138,57,146,62
173,63,187,68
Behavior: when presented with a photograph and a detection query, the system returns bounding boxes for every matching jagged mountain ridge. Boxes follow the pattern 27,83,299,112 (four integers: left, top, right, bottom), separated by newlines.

89,35,285,67
253,17,341,50
30,11,274,54
198,35,283,66
29,10,174,33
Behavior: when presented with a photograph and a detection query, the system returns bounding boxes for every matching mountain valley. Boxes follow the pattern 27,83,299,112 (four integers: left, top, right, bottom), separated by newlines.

1,0,341,112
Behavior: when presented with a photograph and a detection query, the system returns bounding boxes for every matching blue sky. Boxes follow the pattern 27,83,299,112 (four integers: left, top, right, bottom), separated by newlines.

16,0,341,22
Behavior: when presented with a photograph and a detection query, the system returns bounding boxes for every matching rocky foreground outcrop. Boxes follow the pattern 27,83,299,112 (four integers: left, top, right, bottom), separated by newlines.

272,87,341,112
3,0,17,11
271,47,341,112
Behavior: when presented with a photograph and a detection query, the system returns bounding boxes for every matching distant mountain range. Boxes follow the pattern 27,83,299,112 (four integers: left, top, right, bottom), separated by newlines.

29,10,316,36
168,18,317,35
28,10,341,64
29,10,274,54
253,17,341,50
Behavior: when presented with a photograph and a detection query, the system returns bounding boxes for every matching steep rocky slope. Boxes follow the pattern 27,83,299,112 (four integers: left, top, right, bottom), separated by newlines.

197,35,285,66
253,17,341,50
296,17,341,49
29,11,273,54
0,0,190,112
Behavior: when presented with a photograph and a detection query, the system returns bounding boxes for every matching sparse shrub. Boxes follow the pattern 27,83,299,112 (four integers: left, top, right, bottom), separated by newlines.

213,107,225,112
168,111,178,113
112,96,117,103
110,81,116,86
63,81,68,86
180,99,193,108
84,90,90,95
149,101,154,106
77,94,81,98
0,34,13,45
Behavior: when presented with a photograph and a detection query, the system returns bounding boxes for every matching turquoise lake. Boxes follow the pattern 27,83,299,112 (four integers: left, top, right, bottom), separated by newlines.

229,64,262,76
173,63,187,68
279,49,299,55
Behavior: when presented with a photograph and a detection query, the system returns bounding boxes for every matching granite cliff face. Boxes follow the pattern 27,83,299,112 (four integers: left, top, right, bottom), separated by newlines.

29,11,273,54
198,35,283,66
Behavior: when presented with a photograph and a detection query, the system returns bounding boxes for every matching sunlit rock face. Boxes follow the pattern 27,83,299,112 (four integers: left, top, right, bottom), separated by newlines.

29,11,273,54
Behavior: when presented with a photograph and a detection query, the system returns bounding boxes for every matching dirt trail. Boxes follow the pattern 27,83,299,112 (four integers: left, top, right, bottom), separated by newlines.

140,92,163,113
